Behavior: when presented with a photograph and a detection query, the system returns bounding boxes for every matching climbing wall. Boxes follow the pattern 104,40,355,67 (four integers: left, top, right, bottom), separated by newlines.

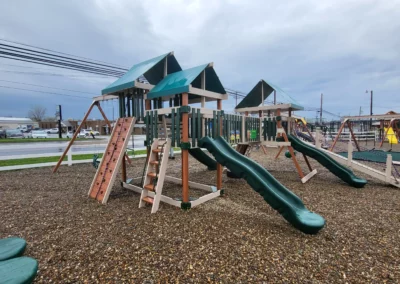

88,117,136,204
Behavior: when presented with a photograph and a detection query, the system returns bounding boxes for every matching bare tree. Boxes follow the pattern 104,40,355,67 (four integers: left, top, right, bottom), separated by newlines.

28,105,47,122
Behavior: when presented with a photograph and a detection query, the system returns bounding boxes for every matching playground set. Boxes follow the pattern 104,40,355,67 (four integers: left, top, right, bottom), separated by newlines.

295,113,400,188
51,51,400,236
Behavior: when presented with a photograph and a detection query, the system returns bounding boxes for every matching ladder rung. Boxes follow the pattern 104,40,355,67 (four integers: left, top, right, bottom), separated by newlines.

147,172,157,178
152,149,162,153
144,184,156,191
142,196,154,204
150,161,159,165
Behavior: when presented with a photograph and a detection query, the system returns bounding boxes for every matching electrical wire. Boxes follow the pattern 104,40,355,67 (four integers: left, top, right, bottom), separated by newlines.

0,80,98,95
0,38,129,68
0,85,92,100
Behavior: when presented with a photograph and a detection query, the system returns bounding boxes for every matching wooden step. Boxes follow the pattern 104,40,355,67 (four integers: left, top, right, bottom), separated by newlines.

152,149,162,153
147,172,157,178
144,184,156,191
150,160,159,166
142,196,154,204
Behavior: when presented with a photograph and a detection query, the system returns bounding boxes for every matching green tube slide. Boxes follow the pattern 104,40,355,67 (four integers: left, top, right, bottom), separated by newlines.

287,135,367,188
198,136,325,234
188,148,217,170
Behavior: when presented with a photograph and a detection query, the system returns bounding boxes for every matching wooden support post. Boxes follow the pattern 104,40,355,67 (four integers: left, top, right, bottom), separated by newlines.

303,154,313,171
386,154,393,182
181,93,190,203
217,99,223,190
315,130,321,149
329,119,347,151
52,101,96,173
274,146,284,159
276,108,305,179
346,120,360,151
347,140,353,167
145,98,151,156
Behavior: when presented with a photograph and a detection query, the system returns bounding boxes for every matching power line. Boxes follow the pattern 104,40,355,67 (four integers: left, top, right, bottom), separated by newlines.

0,55,120,77
0,85,92,100
0,52,125,77
0,44,128,73
0,80,98,95
0,69,114,78
0,38,129,68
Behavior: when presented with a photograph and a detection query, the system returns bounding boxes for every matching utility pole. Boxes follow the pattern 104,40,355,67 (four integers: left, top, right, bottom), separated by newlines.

366,90,373,130
273,90,276,105
56,105,62,139
235,92,238,113
320,93,323,124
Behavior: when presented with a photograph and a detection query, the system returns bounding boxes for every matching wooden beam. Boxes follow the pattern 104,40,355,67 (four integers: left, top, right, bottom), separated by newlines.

343,114,400,120
52,101,97,173
236,103,304,114
93,94,119,102
188,86,228,100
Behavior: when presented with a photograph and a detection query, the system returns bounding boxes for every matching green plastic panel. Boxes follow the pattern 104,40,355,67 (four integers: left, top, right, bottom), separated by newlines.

102,53,173,95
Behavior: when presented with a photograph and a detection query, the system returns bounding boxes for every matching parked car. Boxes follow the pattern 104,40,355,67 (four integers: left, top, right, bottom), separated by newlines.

23,131,33,138
82,129,100,136
46,128,59,134
5,129,24,138
66,131,74,138
0,129,6,138
31,130,49,138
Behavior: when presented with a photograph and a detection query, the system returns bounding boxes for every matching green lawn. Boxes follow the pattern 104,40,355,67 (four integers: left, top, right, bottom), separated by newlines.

0,148,180,167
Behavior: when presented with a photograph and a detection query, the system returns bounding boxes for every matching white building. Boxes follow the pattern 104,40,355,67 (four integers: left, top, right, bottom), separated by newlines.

0,117,39,130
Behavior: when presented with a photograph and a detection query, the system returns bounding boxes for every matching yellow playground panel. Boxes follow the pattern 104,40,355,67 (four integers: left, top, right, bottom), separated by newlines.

384,127,398,144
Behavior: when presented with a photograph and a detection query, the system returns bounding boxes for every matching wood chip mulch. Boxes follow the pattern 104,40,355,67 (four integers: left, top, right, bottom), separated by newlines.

1,147,399,283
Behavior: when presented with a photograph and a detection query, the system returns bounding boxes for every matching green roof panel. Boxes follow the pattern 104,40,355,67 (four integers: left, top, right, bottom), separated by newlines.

235,79,303,109
102,53,181,95
147,64,208,99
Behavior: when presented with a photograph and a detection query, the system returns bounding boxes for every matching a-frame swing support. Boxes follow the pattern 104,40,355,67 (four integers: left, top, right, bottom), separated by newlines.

274,109,318,183
52,100,130,173
329,119,361,152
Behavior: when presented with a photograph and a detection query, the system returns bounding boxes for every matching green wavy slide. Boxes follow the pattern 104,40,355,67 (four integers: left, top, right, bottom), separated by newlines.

188,148,217,170
198,136,325,234
287,135,367,188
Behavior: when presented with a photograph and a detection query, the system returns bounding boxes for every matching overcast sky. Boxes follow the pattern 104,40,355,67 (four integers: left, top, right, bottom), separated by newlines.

0,0,399,121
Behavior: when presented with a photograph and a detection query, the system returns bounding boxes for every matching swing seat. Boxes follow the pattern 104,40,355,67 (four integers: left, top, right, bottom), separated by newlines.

92,154,100,169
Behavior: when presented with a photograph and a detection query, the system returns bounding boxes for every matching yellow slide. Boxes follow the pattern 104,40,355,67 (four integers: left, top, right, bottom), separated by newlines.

384,127,398,144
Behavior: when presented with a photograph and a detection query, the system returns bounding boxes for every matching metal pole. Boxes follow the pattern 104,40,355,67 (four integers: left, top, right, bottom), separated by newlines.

58,105,62,139
370,90,373,130
320,93,323,125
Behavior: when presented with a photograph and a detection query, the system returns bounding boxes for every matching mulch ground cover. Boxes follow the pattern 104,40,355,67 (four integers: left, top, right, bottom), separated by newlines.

1,147,399,283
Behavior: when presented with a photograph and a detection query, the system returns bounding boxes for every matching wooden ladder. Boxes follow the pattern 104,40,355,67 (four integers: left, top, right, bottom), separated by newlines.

139,138,171,213
88,117,136,204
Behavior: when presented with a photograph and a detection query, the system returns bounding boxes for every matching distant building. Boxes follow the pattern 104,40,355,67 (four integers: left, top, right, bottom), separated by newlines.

0,117,38,130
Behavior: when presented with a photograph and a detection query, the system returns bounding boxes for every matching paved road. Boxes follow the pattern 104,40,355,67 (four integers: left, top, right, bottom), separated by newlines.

0,135,146,157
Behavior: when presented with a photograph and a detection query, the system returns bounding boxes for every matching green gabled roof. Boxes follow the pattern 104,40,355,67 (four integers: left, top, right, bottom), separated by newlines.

147,63,226,100
102,52,181,95
235,79,303,109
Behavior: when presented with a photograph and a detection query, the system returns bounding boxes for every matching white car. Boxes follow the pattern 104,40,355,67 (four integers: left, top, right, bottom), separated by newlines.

46,128,59,134
80,129,100,137
32,130,49,138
